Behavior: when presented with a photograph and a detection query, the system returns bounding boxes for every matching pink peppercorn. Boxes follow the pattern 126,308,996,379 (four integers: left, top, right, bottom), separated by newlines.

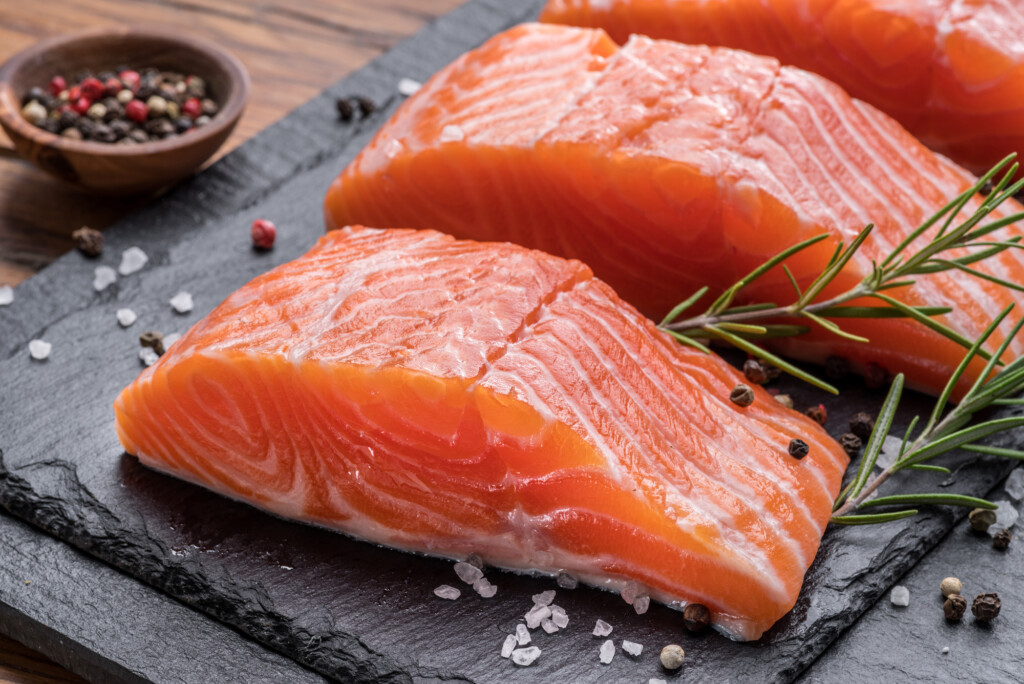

71,97,92,115
251,219,276,250
80,77,104,101
182,97,202,119
49,75,67,96
67,85,82,101
104,77,122,96
125,99,148,123
118,70,140,91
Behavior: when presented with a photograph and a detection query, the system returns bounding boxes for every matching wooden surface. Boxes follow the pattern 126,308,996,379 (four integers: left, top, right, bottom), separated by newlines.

0,0,463,289
0,0,462,680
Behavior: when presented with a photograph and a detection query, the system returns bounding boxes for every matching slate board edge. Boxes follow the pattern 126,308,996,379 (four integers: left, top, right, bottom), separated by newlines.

0,511,329,684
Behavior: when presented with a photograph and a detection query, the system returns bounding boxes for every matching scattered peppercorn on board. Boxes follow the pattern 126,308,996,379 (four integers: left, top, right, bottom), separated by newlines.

0,0,1021,682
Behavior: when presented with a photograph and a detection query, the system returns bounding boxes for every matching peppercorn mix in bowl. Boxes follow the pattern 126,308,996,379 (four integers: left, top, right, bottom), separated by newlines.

0,27,249,195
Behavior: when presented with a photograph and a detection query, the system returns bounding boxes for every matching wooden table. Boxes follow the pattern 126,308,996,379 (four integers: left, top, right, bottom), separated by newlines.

0,0,462,680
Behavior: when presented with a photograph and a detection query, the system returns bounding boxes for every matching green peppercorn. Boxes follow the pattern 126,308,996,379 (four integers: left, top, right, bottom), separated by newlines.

730,384,755,407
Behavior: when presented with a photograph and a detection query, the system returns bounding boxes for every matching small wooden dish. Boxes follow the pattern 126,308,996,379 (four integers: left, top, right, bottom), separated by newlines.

0,28,249,195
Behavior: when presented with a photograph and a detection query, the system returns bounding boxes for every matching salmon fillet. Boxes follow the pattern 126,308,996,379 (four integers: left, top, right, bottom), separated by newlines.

324,23,1024,397
114,226,848,641
540,0,1024,178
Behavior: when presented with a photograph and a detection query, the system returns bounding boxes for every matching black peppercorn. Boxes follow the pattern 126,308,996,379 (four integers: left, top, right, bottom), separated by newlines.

943,593,967,621
128,128,150,144
864,362,890,389
109,119,131,140
972,593,1001,622
135,83,157,101
788,439,809,459
23,86,47,106
993,528,1012,550
355,96,377,117
979,179,994,196
336,98,355,122
759,360,782,381
74,117,95,138
683,603,710,632
200,97,219,116
145,118,175,138
839,432,862,457
92,123,117,143
58,109,79,130
40,118,61,134
825,355,849,380
743,359,768,385
730,384,755,407
173,117,193,134
139,331,165,356
805,404,827,426
72,226,103,258
849,412,875,441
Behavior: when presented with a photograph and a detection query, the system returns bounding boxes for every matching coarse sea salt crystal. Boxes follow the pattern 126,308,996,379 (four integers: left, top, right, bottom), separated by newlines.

433,584,460,600
599,639,615,664
473,577,497,598
593,619,613,637
556,572,577,589
622,640,643,657
875,434,905,470
511,646,541,666
170,291,193,314
163,332,181,348
118,247,148,276
621,581,641,605
942,646,950,655
501,634,516,658
0,285,13,306
540,618,558,634
890,585,910,606
989,499,1019,536
650,680,668,684
93,266,117,291
525,604,552,629
397,77,421,96
116,308,137,327
515,623,531,646
139,347,160,367
28,339,51,361
633,595,650,615
454,561,484,584
439,125,464,143
1005,468,1024,502
532,589,556,606
550,605,568,629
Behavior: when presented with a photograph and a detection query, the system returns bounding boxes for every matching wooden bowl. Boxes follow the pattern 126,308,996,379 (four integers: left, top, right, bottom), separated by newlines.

0,28,249,195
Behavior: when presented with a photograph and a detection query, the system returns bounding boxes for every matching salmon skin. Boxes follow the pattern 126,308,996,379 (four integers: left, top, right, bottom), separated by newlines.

114,226,848,641
540,0,1024,179
324,23,1024,397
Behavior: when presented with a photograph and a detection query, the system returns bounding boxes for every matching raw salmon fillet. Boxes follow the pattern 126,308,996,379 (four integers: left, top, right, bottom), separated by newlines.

114,226,848,641
324,23,1024,396
540,0,1024,178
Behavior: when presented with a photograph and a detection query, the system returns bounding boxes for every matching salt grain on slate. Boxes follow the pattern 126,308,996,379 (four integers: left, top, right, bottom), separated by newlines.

454,561,483,584
550,605,569,629
501,634,516,658
942,647,950,655
433,584,460,600
516,623,531,646
532,589,556,606
472,577,497,598
875,435,904,471
890,585,910,606
397,77,421,96
650,679,668,684
556,572,578,589
989,499,1019,536
593,619,613,637
116,308,137,327
599,639,615,664
541,618,558,634
511,646,541,666
1005,468,1024,502
93,266,117,291
118,246,148,276
622,640,643,657
633,595,650,615
439,124,464,143
28,339,51,361
525,604,552,629
0,285,13,306
170,291,194,314
621,580,640,605
163,332,181,348
139,347,160,367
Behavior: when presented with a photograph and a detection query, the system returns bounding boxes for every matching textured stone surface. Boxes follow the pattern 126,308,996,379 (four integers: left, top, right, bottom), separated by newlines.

1,0,1023,681
0,511,328,684
801,467,1024,684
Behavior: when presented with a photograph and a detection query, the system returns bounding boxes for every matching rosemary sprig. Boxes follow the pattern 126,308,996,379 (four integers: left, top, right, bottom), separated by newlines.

659,154,1024,393
830,303,1024,524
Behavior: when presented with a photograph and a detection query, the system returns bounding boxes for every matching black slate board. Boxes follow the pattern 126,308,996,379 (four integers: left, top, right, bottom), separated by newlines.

1,0,1023,681
0,510,328,684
